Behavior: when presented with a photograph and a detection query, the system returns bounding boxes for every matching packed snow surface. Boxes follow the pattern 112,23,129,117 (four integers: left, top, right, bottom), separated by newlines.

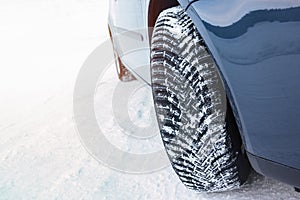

0,0,300,199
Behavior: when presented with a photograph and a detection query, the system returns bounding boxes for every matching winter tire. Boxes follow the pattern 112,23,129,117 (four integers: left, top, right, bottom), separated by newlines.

151,6,250,192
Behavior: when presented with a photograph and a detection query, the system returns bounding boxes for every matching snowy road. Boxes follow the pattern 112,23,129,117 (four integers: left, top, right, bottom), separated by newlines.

0,0,300,199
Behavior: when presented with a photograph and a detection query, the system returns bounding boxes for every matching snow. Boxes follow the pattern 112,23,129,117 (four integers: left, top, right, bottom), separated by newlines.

0,0,300,199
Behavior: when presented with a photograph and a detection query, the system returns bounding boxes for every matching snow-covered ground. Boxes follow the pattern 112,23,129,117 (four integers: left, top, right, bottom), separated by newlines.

1,0,300,199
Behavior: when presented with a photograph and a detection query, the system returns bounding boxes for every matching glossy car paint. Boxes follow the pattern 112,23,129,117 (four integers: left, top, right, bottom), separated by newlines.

187,0,300,169
108,0,300,187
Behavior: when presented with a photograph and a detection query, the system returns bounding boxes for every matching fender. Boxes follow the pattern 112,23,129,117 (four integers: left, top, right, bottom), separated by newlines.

184,0,300,185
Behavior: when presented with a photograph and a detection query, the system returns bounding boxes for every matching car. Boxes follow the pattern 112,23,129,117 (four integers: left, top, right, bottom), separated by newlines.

108,0,300,192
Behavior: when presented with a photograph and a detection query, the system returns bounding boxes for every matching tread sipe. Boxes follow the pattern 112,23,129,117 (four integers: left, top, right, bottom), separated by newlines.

151,6,250,192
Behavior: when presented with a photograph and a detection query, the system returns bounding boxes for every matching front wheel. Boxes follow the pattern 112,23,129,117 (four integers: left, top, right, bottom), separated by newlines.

150,6,250,192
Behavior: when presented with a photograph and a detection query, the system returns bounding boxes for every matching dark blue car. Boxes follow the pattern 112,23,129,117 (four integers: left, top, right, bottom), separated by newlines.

108,0,300,192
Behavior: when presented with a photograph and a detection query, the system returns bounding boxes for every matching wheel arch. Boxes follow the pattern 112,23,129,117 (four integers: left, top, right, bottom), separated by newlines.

147,0,179,43
148,1,247,146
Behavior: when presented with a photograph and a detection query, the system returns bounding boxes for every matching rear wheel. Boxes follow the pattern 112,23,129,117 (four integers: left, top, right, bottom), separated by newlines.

151,6,250,192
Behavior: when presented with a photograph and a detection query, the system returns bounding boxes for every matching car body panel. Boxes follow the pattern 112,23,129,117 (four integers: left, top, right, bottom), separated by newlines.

108,0,151,83
187,0,300,171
